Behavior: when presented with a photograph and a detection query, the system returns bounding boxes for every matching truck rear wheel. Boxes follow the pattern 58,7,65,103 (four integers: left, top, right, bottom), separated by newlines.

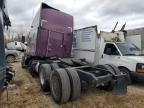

50,69,71,104
119,67,131,84
39,64,52,91
28,59,37,77
65,68,81,100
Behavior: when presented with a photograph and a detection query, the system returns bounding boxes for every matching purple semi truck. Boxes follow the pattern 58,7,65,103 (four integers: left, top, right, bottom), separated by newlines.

22,3,127,104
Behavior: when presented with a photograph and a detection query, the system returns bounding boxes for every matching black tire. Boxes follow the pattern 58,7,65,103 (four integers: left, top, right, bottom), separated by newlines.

50,69,71,104
51,63,59,70
6,55,15,63
119,67,131,84
28,59,36,77
28,59,33,67
39,64,52,91
65,68,81,100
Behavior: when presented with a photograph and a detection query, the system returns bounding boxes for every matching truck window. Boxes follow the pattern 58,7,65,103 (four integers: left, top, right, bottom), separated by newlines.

116,43,140,56
104,44,120,55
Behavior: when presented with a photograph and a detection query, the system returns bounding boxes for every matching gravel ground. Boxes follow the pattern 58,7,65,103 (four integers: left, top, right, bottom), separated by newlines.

0,62,144,108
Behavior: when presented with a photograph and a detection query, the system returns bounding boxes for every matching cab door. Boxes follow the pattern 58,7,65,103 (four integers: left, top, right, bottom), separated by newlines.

48,31,64,57
100,43,121,65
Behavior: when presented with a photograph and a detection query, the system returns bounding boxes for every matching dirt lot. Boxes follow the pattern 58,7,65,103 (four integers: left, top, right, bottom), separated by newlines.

0,62,144,108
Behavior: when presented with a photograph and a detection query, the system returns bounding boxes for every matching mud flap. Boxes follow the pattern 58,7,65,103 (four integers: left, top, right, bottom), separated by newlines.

112,76,127,95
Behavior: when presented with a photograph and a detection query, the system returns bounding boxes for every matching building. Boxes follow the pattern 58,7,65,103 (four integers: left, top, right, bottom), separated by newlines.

126,28,144,52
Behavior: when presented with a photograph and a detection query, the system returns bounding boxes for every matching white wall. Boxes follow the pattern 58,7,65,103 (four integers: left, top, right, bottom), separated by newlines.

126,35,141,50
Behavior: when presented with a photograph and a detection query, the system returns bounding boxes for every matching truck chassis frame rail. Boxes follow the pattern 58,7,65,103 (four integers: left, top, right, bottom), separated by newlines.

23,57,127,104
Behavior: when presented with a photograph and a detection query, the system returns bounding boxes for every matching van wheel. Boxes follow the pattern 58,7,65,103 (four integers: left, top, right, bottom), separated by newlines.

119,67,131,84
6,55,15,63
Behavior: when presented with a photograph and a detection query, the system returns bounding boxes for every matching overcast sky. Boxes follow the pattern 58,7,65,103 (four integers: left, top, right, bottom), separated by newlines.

7,0,144,34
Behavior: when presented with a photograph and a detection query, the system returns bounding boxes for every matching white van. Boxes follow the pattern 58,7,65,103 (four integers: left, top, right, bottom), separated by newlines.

73,26,144,83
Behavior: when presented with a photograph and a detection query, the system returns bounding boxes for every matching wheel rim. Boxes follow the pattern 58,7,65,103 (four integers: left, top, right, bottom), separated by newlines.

51,75,61,99
7,56,14,63
40,69,45,85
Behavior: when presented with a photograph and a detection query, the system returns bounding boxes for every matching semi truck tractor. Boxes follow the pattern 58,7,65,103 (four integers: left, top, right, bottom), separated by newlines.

73,26,144,83
21,3,127,104
0,0,15,93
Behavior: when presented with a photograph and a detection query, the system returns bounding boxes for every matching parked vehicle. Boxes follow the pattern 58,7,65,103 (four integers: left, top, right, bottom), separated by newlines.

7,41,27,52
5,48,20,63
21,3,127,104
73,26,144,83
0,0,15,92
